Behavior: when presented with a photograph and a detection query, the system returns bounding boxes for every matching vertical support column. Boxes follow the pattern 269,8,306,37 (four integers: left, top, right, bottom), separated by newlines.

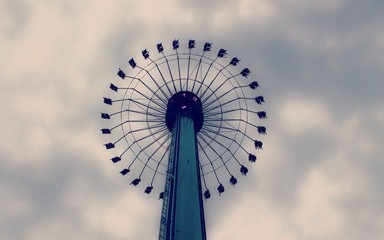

173,111,206,240
160,91,206,240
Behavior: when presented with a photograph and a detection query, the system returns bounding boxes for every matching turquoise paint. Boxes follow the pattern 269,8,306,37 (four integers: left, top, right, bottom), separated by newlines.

173,111,206,240
159,110,206,240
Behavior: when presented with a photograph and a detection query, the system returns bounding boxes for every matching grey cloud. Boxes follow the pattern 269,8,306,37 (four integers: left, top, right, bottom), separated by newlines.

2,0,384,239
1,0,32,38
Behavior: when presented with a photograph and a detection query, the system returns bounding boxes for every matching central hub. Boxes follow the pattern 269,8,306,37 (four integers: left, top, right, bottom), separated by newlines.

165,91,204,132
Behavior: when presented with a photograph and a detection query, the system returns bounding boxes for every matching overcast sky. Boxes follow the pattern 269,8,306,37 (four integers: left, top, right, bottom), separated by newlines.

1,0,384,239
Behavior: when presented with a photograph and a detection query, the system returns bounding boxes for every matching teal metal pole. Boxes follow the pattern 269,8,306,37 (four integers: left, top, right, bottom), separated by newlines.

172,111,206,240
159,91,206,240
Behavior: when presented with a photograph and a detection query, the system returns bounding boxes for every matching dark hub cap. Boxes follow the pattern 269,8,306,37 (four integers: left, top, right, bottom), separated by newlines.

165,91,204,132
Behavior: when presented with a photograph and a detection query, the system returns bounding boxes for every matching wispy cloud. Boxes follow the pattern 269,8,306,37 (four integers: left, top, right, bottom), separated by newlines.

1,0,383,239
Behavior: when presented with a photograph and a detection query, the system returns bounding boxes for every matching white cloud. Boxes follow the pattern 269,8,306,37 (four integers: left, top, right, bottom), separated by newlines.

1,0,384,239
293,168,344,239
210,195,298,240
279,96,332,135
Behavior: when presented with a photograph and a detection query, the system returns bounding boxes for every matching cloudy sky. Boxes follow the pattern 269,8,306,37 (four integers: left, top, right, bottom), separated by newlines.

1,0,384,239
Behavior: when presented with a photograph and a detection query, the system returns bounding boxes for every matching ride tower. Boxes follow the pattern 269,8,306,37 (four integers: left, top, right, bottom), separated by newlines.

101,39,267,240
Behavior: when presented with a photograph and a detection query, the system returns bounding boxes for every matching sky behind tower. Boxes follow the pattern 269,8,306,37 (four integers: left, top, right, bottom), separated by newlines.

1,0,384,239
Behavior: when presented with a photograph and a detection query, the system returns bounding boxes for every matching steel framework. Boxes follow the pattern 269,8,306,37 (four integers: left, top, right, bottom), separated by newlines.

101,39,267,240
